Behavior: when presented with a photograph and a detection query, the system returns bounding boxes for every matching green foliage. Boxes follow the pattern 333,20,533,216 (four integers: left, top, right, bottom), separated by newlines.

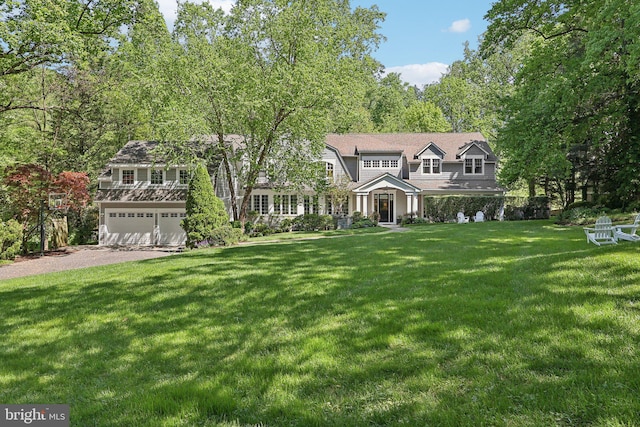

206,226,244,247
0,219,22,260
3,222,640,425
350,211,377,228
167,0,385,222
423,195,551,222
182,163,229,249
403,101,451,133
484,0,640,208
503,196,551,221
423,196,505,222
292,214,335,232
68,206,99,245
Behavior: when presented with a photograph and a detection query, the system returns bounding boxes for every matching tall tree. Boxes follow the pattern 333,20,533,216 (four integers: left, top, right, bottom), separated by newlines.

483,0,640,207
0,0,138,115
167,0,385,225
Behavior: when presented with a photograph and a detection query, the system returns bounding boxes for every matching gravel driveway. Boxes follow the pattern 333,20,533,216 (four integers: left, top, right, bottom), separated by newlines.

0,246,179,280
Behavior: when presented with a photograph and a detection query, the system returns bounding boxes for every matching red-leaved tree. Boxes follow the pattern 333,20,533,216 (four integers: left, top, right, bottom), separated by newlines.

3,164,90,252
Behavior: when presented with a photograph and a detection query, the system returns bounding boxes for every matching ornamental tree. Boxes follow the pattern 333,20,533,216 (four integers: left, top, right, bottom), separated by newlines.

182,163,229,249
2,164,90,252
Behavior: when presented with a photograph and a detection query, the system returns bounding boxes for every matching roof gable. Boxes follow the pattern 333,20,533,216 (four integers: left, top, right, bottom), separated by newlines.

325,133,492,162
354,173,421,193
457,141,491,158
415,142,446,158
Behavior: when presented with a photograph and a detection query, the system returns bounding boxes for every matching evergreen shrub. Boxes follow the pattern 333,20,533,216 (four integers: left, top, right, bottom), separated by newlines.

182,164,229,249
0,219,22,260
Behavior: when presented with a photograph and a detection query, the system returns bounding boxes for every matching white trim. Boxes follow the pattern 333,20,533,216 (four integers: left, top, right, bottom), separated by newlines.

421,157,442,175
463,156,484,175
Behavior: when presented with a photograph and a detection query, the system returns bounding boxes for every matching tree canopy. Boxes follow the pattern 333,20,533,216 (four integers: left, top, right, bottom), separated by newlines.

483,0,640,207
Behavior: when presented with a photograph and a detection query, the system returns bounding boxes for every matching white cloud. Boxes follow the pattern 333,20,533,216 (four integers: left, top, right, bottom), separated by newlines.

385,63,449,87
156,0,235,28
446,18,471,33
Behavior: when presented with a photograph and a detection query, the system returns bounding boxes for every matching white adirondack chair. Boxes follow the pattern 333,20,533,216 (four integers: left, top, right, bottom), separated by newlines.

457,212,469,223
584,216,618,246
474,211,485,222
614,213,640,242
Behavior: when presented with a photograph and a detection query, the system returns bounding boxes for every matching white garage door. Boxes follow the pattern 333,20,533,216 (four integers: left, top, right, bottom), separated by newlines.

104,210,155,246
158,211,187,246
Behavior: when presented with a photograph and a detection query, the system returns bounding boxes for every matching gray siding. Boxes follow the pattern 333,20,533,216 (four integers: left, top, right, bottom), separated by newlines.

359,154,403,183
166,168,177,181
137,168,148,182
464,145,487,157
344,157,358,181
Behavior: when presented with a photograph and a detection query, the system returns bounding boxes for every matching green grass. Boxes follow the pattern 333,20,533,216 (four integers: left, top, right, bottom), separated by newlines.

1,220,640,426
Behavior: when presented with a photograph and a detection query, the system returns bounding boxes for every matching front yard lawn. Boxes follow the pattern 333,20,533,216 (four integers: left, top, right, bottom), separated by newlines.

1,220,639,426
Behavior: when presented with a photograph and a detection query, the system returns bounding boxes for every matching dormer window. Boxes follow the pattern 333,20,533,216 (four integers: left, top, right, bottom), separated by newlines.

122,169,135,185
422,158,441,174
179,170,189,185
465,157,483,175
151,169,164,185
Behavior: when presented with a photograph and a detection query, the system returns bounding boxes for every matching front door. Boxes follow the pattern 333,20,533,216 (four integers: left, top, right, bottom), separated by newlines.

375,193,394,223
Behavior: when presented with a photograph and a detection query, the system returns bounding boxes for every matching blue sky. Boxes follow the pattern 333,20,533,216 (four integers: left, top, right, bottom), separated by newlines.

156,0,495,87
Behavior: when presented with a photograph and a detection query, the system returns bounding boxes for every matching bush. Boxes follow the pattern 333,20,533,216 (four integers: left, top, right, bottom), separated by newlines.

422,195,550,222
207,226,244,246
292,214,335,231
182,164,229,248
0,219,22,260
69,206,99,245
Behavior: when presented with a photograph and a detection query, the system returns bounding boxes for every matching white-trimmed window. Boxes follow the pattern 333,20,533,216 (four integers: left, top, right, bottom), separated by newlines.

252,194,269,215
390,159,399,168
303,195,319,214
326,162,334,179
179,170,189,185
150,169,163,185
274,194,298,215
464,157,483,175
422,158,441,174
363,160,372,168
121,169,135,185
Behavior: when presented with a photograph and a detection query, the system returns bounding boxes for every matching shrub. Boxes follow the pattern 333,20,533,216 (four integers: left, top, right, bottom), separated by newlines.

0,219,22,260
292,214,335,231
182,163,229,249
422,195,550,222
69,206,99,245
207,226,244,246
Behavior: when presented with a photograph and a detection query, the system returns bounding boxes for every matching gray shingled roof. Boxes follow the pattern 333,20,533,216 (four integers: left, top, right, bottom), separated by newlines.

94,189,187,202
108,141,162,165
325,133,496,162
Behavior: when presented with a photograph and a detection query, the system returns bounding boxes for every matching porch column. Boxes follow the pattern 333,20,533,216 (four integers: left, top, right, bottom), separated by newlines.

356,194,361,213
412,194,419,216
362,194,369,216
406,194,413,216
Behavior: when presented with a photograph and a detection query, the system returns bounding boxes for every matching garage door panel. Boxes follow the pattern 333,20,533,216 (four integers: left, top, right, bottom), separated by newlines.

105,211,154,246
158,212,186,245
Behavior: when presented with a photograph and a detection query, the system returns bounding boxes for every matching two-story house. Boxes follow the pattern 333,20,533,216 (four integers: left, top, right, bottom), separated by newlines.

95,133,503,246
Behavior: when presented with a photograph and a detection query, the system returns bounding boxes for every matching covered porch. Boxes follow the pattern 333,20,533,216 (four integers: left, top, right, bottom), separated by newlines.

352,174,422,224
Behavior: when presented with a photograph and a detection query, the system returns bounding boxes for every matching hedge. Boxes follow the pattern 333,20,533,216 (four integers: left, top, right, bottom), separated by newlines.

422,196,550,222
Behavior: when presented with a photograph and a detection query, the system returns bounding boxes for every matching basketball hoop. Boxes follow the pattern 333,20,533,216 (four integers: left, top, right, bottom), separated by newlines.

48,193,68,213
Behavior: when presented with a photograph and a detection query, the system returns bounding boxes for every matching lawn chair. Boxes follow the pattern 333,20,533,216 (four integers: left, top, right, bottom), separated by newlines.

457,212,469,223
474,211,485,222
584,216,618,246
614,213,640,242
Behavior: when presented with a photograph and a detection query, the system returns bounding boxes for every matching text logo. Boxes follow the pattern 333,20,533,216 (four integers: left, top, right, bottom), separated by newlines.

0,405,68,427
